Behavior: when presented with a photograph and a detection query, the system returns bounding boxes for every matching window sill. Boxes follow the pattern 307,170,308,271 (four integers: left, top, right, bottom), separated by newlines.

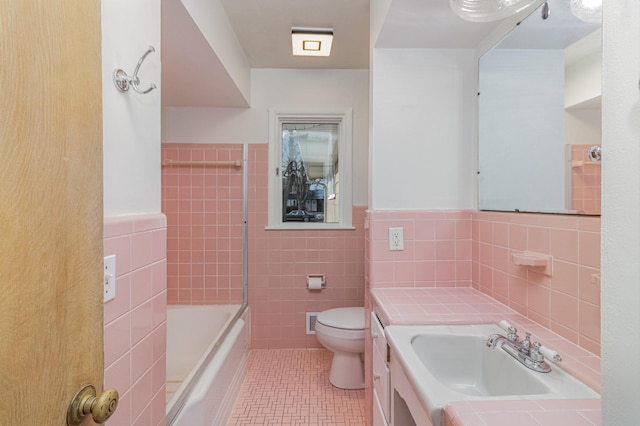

265,224,356,231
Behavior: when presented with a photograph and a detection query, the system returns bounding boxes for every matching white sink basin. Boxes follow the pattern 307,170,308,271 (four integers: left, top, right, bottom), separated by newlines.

385,324,599,426
411,333,549,397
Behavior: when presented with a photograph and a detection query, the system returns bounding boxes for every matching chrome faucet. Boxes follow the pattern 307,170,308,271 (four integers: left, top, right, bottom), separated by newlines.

486,322,562,373
486,333,511,348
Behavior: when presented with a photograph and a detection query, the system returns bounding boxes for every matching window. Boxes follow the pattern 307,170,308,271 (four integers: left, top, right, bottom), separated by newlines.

268,108,353,229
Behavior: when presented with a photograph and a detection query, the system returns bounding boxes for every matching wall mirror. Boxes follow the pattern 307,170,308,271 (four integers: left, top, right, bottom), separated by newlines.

478,0,602,215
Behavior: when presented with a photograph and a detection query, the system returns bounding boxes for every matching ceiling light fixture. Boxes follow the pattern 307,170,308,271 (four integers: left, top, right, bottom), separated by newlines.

291,27,333,57
570,0,602,24
448,0,538,22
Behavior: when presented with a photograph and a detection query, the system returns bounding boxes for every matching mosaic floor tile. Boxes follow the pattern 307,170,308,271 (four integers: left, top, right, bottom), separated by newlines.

228,349,366,425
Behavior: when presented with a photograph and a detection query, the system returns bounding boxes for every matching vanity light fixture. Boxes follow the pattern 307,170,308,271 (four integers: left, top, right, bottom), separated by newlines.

291,27,333,57
448,0,537,22
570,0,602,24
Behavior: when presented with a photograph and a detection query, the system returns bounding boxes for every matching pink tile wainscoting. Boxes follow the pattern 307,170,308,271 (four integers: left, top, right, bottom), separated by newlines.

248,145,366,349
364,209,601,424
365,209,600,355
103,214,167,426
472,211,601,356
367,210,473,288
161,143,366,349
162,144,244,305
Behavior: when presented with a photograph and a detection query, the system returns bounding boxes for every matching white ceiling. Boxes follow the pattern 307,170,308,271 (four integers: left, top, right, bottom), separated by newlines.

160,0,510,107
220,0,370,69
494,0,601,50
374,0,500,49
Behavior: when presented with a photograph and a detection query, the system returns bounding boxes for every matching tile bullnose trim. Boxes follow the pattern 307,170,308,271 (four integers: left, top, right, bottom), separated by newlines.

105,213,167,237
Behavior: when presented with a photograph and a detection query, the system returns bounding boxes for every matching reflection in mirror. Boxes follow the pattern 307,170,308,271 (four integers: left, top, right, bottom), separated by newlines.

478,0,601,215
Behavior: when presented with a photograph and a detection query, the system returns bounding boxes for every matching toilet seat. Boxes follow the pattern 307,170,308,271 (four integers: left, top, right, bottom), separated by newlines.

316,307,365,330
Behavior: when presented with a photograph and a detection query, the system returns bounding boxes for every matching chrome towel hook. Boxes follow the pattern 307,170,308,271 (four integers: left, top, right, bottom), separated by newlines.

588,145,602,162
113,46,157,94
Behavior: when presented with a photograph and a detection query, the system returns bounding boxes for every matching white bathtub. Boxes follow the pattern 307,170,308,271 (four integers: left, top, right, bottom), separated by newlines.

166,304,249,425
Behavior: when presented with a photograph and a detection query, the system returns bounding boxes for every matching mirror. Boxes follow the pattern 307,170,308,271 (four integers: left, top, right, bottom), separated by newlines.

478,0,602,215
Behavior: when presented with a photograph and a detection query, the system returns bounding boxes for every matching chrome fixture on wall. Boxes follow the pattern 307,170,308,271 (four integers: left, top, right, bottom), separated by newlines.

570,0,602,24
589,145,602,162
541,1,550,20
113,46,157,94
448,0,537,22
450,0,600,23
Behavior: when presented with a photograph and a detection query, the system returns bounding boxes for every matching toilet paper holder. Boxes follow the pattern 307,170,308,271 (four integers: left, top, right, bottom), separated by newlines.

307,274,326,290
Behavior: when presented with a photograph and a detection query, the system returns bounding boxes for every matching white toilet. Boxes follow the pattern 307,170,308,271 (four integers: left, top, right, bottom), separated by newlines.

315,307,365,389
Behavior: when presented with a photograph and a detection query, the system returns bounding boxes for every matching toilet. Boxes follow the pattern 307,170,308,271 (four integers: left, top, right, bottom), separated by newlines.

315,307,365,389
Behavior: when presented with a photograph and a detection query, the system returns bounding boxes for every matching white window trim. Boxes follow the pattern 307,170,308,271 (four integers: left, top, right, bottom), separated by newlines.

267,107,354,230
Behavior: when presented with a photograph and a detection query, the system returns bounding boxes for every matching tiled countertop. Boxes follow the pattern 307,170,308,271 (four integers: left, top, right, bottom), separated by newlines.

370,287,601,426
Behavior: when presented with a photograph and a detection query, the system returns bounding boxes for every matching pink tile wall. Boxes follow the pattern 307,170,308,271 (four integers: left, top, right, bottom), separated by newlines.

571,144,601,215
364,209,601,425
367,210,473,288
248,145,366,349
160,143,365,348
472,211,601,355
364,209,474,426
103,214,167,426
161,144,244,305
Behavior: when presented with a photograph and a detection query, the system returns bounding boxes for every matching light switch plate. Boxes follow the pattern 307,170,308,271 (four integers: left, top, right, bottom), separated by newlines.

104,255,116,302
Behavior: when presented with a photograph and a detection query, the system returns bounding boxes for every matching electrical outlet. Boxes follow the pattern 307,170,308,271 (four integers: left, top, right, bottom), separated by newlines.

389,227,404,251
104,255,116,302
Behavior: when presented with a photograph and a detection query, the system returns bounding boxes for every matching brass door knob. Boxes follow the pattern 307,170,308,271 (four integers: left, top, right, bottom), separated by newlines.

67,384,119,425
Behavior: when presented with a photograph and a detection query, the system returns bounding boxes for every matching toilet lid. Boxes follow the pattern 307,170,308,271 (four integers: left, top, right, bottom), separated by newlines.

316,307,365,330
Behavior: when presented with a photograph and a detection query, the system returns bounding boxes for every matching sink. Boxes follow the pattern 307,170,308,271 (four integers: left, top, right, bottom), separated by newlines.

411,333,548,397
385,323,599,426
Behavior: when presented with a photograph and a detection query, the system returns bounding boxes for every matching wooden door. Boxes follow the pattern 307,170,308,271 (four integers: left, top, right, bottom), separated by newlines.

0,0,104,424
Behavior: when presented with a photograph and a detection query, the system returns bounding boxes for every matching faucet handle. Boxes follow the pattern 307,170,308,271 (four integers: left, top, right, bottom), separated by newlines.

530,342,562,363
521,332,532,350
530,342,544,362
499,320,518,341
499,320,514,332
538,345,562,363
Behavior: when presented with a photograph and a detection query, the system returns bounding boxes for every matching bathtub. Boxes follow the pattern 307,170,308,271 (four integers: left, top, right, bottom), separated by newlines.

166,304,250,425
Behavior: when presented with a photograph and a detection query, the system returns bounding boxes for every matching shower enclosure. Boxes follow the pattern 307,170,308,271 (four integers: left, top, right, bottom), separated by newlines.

161,143,249,424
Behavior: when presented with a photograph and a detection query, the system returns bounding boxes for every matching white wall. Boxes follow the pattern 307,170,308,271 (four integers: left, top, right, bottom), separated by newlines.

181,0,251,103
565,29,602,109
369,48,476,210
161,68,370,206
102,0,162,217
565,107,601,147
601,1,640,423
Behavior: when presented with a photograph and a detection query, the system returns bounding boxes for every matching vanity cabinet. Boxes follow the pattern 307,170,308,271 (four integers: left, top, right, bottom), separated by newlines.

371,312,390,426
372,312,429,426
389,352,431,426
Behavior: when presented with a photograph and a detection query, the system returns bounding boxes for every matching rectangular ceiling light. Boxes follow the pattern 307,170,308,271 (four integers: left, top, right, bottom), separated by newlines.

291,27,333,57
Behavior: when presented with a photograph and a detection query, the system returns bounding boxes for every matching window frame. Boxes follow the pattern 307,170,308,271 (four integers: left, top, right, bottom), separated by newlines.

267,108,353,230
